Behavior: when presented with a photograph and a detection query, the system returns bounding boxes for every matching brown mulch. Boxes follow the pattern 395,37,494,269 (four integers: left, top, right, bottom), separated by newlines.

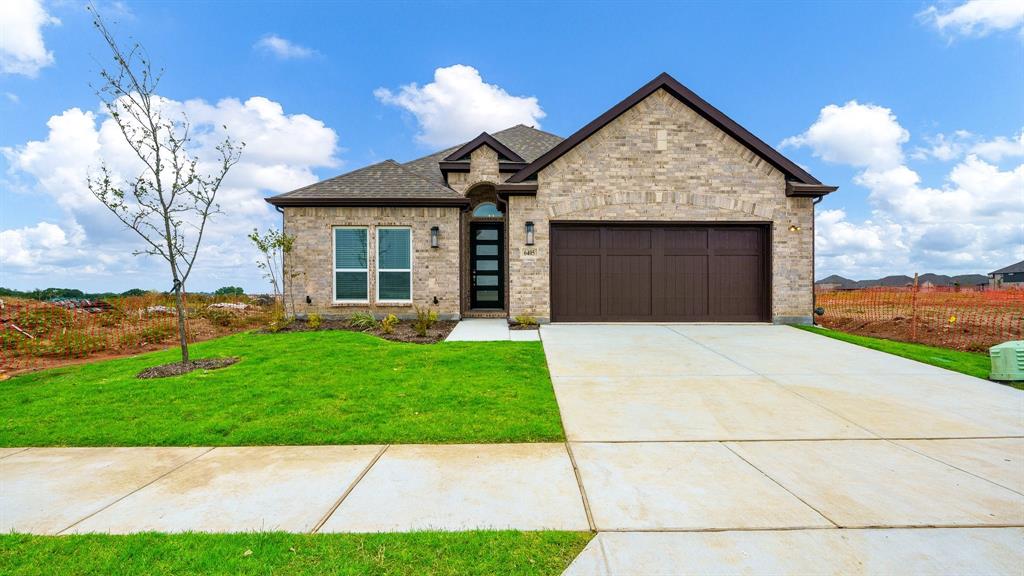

270,318,457,344
509,324,539,331
136,357,239,379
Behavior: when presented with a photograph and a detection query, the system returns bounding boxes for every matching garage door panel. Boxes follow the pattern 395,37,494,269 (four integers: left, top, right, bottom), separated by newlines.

550,224,768,322
663,228,708,253
551,255,602,320
604,228,652,251
710,254,764,320
603,255,652,318
659,255,709,318
552,227,601,251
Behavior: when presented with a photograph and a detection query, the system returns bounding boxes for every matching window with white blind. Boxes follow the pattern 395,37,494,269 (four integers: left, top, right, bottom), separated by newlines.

334,227,368,302
377,227,412,303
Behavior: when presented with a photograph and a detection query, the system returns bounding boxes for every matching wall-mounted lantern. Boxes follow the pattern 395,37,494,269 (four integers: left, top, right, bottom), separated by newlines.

525,221,535,246
430,226,439,248
788,224,802,232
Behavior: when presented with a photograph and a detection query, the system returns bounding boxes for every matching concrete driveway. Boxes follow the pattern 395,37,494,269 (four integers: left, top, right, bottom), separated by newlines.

545,324,1024,574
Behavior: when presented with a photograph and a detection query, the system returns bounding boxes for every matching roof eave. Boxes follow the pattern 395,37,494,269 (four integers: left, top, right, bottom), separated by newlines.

265,197,469,208
785,182,839,198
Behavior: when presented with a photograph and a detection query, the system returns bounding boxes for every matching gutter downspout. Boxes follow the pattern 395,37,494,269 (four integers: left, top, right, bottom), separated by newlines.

811,196,823,325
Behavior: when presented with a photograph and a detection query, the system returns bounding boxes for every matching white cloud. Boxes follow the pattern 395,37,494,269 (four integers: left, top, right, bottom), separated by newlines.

921,0,1024,37
1,96,340,292
254,34,317,59
375,65,545,148
0,0,60,77
911,130,973,161
785,102,1024,278
970,130,1024,161
4,92,19,103
781,101,908,169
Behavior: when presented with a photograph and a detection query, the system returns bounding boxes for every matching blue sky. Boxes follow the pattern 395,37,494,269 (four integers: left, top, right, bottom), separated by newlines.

1,0,1022,292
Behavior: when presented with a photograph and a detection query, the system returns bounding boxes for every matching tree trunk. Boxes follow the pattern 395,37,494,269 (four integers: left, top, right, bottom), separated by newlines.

173,283,189,364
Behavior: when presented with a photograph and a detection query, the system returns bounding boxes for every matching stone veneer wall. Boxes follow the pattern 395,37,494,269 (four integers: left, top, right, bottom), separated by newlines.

507,89,815,323
282,206,461,319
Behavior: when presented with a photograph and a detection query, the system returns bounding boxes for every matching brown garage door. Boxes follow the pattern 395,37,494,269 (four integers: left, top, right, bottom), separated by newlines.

550,224,769,322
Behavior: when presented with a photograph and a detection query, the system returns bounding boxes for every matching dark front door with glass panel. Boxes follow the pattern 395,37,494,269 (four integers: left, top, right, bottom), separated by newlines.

470,222,504,309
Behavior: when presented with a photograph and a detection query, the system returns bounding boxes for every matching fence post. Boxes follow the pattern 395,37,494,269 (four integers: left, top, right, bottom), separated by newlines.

911,272,919,343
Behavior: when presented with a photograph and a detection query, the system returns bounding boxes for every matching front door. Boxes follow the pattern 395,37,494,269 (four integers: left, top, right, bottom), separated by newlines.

470,222,504,309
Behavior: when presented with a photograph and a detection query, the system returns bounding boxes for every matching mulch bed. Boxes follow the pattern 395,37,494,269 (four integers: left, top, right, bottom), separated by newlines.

271,318,457,344
137,357,239,379
509,324,539,331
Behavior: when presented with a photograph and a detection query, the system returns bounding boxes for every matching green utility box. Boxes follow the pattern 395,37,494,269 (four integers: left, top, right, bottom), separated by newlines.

989,341,1024,381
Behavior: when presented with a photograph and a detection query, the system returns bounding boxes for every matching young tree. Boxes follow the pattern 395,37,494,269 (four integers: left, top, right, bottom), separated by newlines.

86,8,243,364
248,227,295,311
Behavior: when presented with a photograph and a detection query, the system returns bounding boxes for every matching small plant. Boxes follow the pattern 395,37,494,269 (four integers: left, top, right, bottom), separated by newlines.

201,307,236,327
380,314,399,334
14,306,74,336
307,313,322,329
348,311,379,330
118,332,143,348
413,307,438,337
96,309,127,328
0,330,25,350
38,332,107,357
266,308,293,333
514,315,539,327
139,324,176,343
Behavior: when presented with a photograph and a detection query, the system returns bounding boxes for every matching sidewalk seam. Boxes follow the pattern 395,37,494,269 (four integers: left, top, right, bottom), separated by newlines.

55,446,215,535
0,447,31,460
310,444,389,534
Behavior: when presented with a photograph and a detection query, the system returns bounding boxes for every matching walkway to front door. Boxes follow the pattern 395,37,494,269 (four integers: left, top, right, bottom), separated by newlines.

469,222,503,310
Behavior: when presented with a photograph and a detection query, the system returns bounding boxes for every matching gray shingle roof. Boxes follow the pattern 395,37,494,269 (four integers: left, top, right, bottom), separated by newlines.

267,160,464,205
267,125,562,205
991,259,1024,275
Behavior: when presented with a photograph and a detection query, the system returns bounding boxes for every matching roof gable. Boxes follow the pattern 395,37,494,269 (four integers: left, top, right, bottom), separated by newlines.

507,72,826,188
443,132,525,162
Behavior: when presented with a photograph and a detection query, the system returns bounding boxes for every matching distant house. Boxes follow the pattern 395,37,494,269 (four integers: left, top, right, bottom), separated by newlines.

989,260,1024,289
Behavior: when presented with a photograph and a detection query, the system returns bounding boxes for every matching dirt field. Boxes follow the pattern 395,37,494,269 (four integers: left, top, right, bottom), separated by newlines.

815,287,1024,352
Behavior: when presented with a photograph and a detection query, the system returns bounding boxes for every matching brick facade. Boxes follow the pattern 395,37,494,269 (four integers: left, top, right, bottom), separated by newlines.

506,89,814,323
282,206,461,319
281,89,817,324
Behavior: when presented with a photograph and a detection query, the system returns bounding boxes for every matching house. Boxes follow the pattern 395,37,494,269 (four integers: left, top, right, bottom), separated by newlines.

989,260,1024,289
267,72,837,324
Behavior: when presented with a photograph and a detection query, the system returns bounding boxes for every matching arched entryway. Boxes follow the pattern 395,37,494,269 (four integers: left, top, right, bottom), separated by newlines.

462,183,506,314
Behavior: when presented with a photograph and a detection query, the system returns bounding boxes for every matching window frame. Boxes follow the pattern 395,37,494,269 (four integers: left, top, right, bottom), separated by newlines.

375,226,413,304
332,226,369,304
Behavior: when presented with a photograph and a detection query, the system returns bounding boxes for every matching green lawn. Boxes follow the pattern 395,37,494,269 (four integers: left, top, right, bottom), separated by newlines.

0,531,592,576
794,325,1018,388
0,331,565,446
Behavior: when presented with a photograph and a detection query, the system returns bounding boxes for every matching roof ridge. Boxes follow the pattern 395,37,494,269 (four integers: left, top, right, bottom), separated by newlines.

495,124,563,140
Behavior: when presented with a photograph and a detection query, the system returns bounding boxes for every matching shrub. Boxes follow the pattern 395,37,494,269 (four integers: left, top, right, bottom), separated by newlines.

413,307,438,337
514,315,539,327
348,311,379,330
266,309,293,333
380,314,399,334
118,332,143,348
38,332,107,357
13,306,74,336
0,330,26,350
139,324,176,343
307,313,322,329
201,307,236,327
96,309,127,328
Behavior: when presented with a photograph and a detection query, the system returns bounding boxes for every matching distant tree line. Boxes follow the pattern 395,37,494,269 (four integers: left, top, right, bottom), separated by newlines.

0,287,248,301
